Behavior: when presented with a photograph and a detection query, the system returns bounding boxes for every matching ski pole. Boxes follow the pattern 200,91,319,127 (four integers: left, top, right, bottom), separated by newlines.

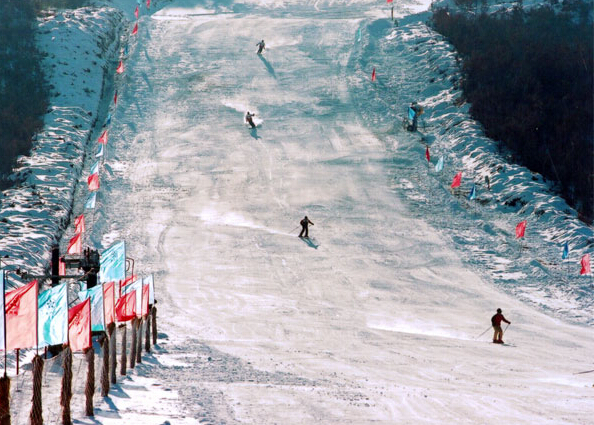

475,325,492,340
502,323,510,335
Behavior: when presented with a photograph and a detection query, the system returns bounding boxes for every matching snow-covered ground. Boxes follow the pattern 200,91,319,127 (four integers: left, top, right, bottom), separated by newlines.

2,0,593,424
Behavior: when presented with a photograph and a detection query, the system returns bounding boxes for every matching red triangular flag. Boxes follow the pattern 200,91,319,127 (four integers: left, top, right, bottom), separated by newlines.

146,0,151,9
68,298,91,352
98,130,108,144
113,91,118,105
67,233,82,254
134,5,139,19
87,173,100,191
425,146,430,162
515,220,527,239
116,60,124,74
115,290,137,322
5,280,38,350
580,254,591,275
104,282,116,325
451,171,462,188
132,22,138,35
371,67,376,82
75,214,85,234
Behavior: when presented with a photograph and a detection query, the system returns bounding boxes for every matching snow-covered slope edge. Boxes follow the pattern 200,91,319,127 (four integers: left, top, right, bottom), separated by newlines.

350,16,594,325
0,8,124,283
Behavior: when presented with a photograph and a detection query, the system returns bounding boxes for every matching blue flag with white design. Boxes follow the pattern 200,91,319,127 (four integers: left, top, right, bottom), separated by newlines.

105,113,111,126
96,144,104,158
468,184,476,200
142,274,155,305
435,156,444,172
85,192,96,209
78,284,105,332
408,107,416,121
100,241,126,283
562,242,569,260
38,283,68,347
357,28,361,42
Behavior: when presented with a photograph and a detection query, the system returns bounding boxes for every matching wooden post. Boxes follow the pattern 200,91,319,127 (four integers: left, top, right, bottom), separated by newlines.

0,375,11,425
29,355,43,425
151,306,157,345
85,347,95,416
108,323,117,384
136,318,143,364
100,334,109,397
61,347,73,425
144,314,151,353
119,324,127,376
130,318,137,369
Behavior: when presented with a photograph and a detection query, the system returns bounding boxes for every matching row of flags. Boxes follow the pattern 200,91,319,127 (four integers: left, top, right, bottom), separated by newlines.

1,271,155,353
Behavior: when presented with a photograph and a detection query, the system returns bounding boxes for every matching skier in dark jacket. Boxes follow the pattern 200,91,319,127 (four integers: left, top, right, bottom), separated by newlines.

245,111,256,128
298,216,314,238
491,308,511,344
256,40,265,54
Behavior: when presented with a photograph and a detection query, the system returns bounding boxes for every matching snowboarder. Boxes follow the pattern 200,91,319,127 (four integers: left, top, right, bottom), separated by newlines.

256,40,265,55
298,216,314,238
491,308,511,344
245,111,256,128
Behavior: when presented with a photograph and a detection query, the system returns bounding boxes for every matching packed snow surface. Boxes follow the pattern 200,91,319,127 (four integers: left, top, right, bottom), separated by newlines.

2,0,593,423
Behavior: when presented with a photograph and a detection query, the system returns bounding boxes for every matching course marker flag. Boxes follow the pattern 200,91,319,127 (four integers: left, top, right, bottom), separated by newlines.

132,22,138,35
425,146,430,162
85,192,97,209
38,283,68,348
451,172,462,188
468,184,476,200
68,298,91,352
98,130,108,144
75,214,86,234
515,220,527,239
88,173,100,191
100,241,126,284
67,233,82,255
78,284,105,332
116,61,124,74
562,242,569,260
580,254,591,275
116,291,136,322
371,67,376,82
134,5,139,18
435,156,443,172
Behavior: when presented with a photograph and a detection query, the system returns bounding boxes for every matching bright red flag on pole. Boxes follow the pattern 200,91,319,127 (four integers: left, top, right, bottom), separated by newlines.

515,220,527,239
68,298,91,352
5,280,38,350
425,146,430,162
88,173,100,191
134,5,139,18
116,60,124,74
146,0,151,9
67,233,82,254
98,130,108,144
580,254,591,275
387,0,393,3
132,22,138,35
103,282,115,325
75,214,85,234
114,91,118,105
116,290,137,322
371,67,376,82
451,172,462,188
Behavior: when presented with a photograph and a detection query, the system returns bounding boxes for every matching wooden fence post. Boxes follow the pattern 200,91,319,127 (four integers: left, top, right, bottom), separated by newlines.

85,347,95,416
61,347,73,425
144,314,150,353
151,306,157,345
0,375,11,425
130,318,137,369
136,318,143,364
119,324,127,376
29,355,43,425
100,334,109,397
108,323,117,384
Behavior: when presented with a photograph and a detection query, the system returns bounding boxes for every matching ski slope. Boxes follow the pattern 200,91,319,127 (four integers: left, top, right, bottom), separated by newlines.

4,0,594,423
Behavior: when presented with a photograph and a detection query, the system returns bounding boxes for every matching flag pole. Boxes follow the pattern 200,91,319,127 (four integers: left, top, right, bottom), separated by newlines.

2,270,5,377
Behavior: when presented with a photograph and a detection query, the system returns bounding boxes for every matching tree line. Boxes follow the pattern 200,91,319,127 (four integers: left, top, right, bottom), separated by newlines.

431,1,593,223
0,0,88,189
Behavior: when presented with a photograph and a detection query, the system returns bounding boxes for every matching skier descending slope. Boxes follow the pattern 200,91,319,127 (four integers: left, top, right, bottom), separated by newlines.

256,39,265,54
245,111,256,128
491,308,511,344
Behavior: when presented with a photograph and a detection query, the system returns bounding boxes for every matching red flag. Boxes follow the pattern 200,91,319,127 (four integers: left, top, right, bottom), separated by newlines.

451,171,462,188
119,275,138,296
425,146,430,162
387,0,393,3
67,233,82,254
515,220,527,239
88,173,100,191
59,257,66,276
116,290,136,322
98,130,108,144
142,284,150,316
371,67,376,82
116,60,124,74
75,214,85,234
132,22,138,35
134,5,139,18
146,0,151,9
580,254,591,275
103,282,116,325
5,280,38,350
113,91,118,105
68,298,91,352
